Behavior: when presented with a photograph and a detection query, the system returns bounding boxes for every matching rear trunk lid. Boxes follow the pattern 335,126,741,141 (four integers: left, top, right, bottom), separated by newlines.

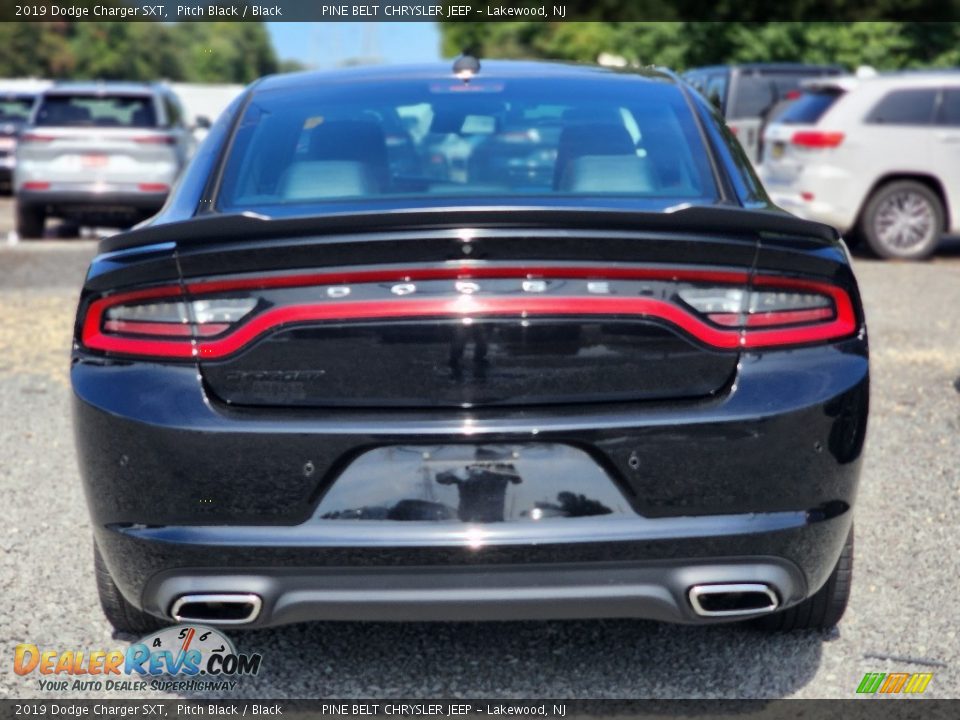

171,210,760,408
92,207,840,409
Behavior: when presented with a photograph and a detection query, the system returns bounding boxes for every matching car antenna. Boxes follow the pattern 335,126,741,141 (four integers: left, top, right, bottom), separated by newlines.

453,53,481,82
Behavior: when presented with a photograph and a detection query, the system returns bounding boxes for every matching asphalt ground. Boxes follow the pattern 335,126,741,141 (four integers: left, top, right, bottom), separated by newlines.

1,197,958,699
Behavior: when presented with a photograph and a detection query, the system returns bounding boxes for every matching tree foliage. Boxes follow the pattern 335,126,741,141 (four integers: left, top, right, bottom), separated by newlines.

0,21,280,83
440,20,960,71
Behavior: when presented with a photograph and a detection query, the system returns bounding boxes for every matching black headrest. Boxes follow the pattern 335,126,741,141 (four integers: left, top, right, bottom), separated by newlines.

554,123,635,189
308,120,388,165
562,106,624,125
304,119,390,191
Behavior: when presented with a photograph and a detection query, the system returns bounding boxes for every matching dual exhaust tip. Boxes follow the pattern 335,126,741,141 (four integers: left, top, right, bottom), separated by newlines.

170,594,262,625
688,583,779,617
168,584,779,625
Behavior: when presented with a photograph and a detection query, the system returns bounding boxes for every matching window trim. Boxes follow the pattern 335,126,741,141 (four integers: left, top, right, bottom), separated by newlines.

934,86,960,126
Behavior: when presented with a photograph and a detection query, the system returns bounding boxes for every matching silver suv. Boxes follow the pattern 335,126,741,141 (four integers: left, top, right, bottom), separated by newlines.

14,82,192,238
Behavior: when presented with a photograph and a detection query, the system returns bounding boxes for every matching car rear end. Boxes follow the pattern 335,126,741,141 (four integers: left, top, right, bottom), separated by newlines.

760,77,863,231
15,85,181,233
725,65,844,165
72,64,868,629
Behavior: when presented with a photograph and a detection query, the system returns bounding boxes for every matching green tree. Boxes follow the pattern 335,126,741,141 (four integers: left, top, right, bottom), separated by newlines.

439,19,960,71
0,20,279,83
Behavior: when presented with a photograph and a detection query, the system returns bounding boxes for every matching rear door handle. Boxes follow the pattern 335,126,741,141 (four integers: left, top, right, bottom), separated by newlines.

936,131,960,143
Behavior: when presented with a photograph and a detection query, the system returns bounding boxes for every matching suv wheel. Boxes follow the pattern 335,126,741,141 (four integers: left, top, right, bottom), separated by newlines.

15,203,46,239
94,543,168,635
753,526,853,631
861,181,943,260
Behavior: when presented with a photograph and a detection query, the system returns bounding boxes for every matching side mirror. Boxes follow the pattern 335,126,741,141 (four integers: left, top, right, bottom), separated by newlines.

193,115,212,131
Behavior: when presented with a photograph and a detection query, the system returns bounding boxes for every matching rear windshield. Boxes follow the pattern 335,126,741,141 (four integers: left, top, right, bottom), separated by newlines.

0,96,34,123
217,78,718,210
730,72,835,119
777,89,845,125
35,94,158,128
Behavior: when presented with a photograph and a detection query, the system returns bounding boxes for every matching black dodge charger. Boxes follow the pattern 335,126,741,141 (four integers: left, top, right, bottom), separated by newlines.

73,60,868,634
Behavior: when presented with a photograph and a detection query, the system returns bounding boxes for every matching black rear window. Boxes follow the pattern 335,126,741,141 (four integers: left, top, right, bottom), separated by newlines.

217,77,718,210
730,72,836,119
35,94,158,128
777,90,845,125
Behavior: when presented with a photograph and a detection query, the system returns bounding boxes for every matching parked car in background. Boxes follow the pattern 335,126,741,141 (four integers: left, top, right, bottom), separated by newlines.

0,79,50,192
761,72,960,259
74,61,866,635
13,82,193,238
684,63,843,163
165,81,244,144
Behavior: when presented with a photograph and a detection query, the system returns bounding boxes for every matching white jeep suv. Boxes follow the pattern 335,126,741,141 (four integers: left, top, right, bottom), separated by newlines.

761,72,960,259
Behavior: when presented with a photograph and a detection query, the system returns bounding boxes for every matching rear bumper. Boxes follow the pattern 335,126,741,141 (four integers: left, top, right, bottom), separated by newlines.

767,190,853,233
143,555,809,625
761,164,863,233
74,339,868,625
17,188,167,214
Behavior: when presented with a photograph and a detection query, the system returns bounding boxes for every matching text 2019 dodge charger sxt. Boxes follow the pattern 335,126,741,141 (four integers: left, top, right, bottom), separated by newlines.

73,60,867,634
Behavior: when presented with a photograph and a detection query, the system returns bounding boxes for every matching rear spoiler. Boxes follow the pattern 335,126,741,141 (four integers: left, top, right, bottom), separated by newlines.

800,75,860,93
99,205,840,254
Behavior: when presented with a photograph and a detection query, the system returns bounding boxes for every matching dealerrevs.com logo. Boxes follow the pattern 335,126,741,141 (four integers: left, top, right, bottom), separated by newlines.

15,625,262,692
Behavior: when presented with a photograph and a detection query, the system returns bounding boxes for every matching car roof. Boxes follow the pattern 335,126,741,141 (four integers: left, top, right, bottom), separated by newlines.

865,70,960,88
45,81,162,97
801,75,863,92
253,60,677,94
0,80,52,96
686,63,843,74
805,69,960,94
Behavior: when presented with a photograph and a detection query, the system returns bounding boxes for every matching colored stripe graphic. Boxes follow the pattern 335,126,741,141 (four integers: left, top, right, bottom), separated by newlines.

903,673,933,694
879,673,910,693
856,673,886,694
857,672,933,694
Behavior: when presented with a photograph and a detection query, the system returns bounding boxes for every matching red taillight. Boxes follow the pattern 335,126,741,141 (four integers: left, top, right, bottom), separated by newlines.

82,293,257,358
679,279,854,347
137,183,170,193
19,133,55,143
785,89,802,100
22,181,50,190
709,307,834,328
79,268,857,360
791,131,844,148
133,135,176,145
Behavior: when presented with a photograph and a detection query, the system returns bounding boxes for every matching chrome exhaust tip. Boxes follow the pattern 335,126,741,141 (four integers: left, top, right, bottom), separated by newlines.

170,593,262,625
688,583,779,617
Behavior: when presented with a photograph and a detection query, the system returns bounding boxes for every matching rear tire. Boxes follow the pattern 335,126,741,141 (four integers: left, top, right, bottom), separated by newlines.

15,202,45,239
861,181,943,260
753,526,853,631
94,543,168,635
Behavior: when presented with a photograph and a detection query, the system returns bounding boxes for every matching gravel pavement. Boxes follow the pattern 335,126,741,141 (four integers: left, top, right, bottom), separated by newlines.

1,197,958,699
